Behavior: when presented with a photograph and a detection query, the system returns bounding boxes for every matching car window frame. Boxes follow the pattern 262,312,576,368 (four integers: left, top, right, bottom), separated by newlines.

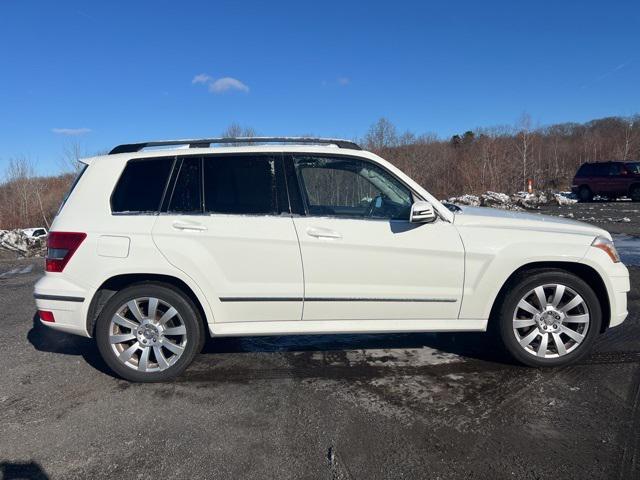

158,152,289,217
286,153,421,222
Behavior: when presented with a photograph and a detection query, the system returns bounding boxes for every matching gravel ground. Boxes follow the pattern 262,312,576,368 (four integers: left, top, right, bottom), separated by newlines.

0,203,638,480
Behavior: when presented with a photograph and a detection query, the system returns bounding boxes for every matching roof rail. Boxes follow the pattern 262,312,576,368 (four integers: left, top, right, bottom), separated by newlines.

108,137,361,154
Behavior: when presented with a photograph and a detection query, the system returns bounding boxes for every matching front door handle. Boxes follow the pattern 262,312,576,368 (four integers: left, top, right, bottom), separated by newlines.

306,227,342,239
172,220,208,232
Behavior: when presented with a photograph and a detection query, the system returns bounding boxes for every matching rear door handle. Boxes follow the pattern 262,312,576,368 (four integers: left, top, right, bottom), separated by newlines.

172,220,208,232
306,227,342,239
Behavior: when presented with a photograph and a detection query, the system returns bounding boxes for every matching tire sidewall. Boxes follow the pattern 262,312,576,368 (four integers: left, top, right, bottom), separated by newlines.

95,284,203,382
498,271,602,367
578,186,592,202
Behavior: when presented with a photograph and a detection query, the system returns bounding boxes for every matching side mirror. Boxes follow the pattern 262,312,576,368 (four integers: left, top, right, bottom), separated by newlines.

410,201,437,223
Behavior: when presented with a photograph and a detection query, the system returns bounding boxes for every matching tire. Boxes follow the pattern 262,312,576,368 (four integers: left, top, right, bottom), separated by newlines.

630,185,640,202
496,269,601,367
577,186,593,203
95,283,205,382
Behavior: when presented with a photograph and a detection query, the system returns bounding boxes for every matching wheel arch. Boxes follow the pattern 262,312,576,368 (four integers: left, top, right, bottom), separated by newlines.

488,261,610,333
87,273,212,337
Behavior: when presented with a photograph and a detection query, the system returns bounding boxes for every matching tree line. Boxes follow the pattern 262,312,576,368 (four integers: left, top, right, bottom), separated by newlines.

0,116,638,229
364,114,639,199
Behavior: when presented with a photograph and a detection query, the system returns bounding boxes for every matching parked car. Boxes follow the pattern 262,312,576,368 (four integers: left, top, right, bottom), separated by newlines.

34,138,630,382
571,161,640,202
22,227,48,238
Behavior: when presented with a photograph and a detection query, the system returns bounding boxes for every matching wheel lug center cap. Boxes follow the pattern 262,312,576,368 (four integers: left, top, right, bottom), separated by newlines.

137,321,160,344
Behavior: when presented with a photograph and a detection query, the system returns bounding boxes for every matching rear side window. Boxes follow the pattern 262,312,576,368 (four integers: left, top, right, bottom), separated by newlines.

203,156,279,214
111,158,173,213
594,164,610,176
167,157,203,213
607,163,623,176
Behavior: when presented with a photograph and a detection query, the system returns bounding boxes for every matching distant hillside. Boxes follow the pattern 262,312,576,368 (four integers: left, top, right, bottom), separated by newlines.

1,115,638,229
364,114,639,199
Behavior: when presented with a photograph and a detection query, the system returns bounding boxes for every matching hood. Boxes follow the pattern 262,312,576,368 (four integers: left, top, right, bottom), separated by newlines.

452,206,610,239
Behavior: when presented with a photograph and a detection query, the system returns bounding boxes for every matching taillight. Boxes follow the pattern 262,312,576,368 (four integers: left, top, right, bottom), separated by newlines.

39,310,55,322
45,232,87,272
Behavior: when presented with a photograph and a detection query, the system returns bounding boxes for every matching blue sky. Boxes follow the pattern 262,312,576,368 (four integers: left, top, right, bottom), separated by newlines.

1,0,639,175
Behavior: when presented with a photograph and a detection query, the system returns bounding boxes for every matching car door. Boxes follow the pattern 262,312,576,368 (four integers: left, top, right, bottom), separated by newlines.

152,154,303,323
287,154,464,321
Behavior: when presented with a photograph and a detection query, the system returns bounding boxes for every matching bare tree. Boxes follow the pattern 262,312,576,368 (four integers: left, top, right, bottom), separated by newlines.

59,140,86,173
364,118,398,151
221,123,257,139
514,113,532,191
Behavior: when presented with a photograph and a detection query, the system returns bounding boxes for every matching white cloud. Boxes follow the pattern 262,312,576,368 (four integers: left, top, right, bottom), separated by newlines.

209,77,249,93
192,74,249,94
192,73,212,84
51,128,91,136
337,77,350,86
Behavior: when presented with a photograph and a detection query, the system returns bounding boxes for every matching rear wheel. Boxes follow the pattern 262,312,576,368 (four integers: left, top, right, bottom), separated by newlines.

496,270,601,367
630,185,640,202
96,283,204,382
578,186,593,202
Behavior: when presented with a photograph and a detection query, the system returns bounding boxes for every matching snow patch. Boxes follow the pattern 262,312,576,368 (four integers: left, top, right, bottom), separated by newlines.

446,190,578,211
0,229,47,257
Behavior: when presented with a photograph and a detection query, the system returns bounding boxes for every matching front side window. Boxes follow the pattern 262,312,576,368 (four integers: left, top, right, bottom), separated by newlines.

627,162,640,174
111,158,173,213
294,156,412,220
203,155,279,214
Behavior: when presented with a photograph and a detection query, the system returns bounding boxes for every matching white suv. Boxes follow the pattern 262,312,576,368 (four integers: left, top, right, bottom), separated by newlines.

34,137,630,382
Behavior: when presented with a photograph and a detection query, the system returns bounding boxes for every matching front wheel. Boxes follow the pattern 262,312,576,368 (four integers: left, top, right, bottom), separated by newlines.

496,270,601,367
95,283,204,382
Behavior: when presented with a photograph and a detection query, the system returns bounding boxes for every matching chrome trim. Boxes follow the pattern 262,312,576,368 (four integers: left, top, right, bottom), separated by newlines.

219,297,456,303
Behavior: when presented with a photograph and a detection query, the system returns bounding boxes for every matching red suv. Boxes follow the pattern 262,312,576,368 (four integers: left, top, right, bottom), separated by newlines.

572,161,640,202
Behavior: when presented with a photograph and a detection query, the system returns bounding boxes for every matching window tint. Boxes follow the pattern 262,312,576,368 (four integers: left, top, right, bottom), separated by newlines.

627,163,640,174
294,156,412,220
203,156,278,214
593,163,610,176
608,163,623,176
168,157,202,213
576,164,593,176
111,158,173,213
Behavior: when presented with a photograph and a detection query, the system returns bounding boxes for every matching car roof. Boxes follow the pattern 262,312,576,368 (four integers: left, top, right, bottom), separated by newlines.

81,144,372,165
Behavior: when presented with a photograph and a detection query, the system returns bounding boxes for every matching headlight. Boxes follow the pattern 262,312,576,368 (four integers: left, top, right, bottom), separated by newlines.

591,236,621,263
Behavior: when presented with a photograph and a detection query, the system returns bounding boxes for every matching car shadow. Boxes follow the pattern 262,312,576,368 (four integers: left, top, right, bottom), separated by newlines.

0,461,50,480
27,313,112,376
27,311,514,380
201,329,512,364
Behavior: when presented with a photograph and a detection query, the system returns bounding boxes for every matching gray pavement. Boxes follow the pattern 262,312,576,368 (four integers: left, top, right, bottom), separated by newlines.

1,204,638,479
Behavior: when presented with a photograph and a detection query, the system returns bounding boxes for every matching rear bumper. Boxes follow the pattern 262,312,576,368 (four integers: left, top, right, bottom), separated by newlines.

33,274,91,337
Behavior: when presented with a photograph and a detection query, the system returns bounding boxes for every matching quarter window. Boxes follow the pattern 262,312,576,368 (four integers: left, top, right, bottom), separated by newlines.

294,156,413,220
111,158,173,213
203,156,279,214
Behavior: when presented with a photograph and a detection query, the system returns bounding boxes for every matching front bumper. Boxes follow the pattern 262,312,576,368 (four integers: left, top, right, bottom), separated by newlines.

34,274,91,337
582,247,630,329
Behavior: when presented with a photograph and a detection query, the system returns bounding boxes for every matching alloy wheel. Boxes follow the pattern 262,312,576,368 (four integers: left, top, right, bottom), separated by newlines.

512,283,590,359
108,297,187,372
